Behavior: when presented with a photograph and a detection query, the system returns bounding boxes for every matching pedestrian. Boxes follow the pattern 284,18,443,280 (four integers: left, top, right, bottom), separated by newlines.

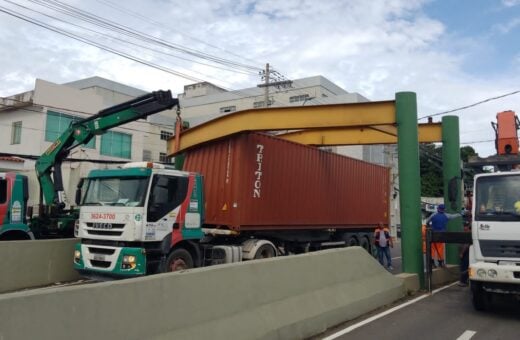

425,203,461,267
374,223,393,270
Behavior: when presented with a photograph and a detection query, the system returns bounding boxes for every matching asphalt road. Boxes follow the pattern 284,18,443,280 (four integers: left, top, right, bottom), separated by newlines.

317,283,520,340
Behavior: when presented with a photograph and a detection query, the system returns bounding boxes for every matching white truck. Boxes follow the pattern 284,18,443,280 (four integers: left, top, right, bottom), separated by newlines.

470,171,520,310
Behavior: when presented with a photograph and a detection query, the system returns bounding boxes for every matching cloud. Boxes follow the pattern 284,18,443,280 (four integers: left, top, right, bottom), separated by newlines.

0,0,519,157
502,0,520,7
493,17,520,34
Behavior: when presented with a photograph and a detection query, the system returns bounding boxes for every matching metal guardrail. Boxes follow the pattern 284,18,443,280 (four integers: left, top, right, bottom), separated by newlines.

425,229,472,293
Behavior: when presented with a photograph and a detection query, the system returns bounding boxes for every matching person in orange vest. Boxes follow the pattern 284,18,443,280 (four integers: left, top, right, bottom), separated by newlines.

374,223,394,270
425,204,461,267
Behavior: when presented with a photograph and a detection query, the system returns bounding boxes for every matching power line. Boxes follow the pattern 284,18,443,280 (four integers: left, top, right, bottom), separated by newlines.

94,0,265,68
419,89,520,120
460,139,494,145
23,0,262,73
0,100,175,138
0,4,209,84
0,1,301,112
0,2,274,104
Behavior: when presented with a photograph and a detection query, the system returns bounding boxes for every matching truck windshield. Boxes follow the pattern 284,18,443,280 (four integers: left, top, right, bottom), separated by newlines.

82,177,149,207
475,174,520,221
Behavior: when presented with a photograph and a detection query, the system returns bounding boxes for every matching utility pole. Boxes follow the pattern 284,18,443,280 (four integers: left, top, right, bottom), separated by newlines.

257,63,292,108
264,63,270,107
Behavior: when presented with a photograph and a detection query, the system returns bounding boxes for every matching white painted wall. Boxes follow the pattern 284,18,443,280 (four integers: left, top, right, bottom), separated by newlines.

0,78,176,208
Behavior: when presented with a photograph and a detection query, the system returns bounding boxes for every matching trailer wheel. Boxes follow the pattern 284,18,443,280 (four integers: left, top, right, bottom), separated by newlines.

359,236,371,253
165,249,193,272
346,236,358,247
254,244,276,259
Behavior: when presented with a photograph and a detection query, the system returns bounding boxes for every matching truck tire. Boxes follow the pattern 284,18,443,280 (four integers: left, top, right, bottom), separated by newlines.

359,236,371,253
254,244,276,259
346,236,358,247
471,281,489,311
165,248,194,272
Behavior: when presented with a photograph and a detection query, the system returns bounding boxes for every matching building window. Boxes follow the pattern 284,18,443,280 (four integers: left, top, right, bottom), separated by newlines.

253,100,273,108
45,111,96,149
100,131,132,159
159,152,173,163
160,130,173,141
142,149,152,161
219,106,236,114
11,121,22,144
289,94,310,103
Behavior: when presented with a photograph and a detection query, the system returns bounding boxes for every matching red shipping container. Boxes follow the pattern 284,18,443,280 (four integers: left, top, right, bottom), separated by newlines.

183,132,389,232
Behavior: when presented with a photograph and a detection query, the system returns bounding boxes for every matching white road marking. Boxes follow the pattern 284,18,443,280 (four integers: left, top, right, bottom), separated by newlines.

391,256,401,260
456,330,477,340
322,282,458,340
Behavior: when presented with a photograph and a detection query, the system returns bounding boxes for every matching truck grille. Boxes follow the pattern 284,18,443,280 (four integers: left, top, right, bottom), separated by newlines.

479,240,520,258
87,247,115,255
85,223,125,237
90,260,111,268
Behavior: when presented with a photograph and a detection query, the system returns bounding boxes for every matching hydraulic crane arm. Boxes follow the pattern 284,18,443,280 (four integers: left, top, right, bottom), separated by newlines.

35,90,178,209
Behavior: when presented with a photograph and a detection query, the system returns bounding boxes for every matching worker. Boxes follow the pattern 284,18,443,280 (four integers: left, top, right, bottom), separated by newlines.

425,204,461,267
374,223,393,270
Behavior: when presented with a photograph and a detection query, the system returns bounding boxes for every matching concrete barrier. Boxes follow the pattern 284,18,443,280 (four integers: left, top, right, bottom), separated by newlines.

0,239,81,293
397,265,461,294
0,247,404,340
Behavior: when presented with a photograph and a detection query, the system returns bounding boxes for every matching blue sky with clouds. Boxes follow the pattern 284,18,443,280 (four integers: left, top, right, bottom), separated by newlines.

0,0,519,156
424,0,520,76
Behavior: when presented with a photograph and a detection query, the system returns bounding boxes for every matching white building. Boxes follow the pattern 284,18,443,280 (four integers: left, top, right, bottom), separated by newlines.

0,77,177,207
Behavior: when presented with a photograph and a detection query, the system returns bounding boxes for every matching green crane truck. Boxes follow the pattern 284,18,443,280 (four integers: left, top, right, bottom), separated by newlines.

0,90,178,240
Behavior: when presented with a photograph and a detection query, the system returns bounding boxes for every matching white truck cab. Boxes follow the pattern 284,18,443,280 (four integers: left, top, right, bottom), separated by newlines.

470,171,520,310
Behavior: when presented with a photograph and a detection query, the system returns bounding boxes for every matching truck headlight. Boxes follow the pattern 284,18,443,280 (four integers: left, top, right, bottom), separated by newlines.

122,255,137,270
74,220,80,237
487,269,498,278
477,269,487,278
74,250,81,263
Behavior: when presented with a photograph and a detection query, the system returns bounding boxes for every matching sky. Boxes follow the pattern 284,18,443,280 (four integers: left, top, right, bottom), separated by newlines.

0,0,519,157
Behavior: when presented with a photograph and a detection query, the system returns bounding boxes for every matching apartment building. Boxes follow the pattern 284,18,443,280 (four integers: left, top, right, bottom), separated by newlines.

0,76,177,207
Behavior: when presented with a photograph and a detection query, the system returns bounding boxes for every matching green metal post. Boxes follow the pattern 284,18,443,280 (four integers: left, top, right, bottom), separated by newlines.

396,92,424,287
442,116,462,265
174,154,185,170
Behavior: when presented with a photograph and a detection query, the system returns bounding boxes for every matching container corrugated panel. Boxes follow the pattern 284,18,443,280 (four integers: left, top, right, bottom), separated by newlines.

183,132,389,231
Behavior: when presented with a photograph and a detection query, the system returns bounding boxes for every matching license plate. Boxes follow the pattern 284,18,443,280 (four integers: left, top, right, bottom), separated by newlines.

93,254,106,261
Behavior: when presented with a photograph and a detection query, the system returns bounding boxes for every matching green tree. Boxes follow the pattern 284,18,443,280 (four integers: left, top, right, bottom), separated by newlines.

419,144,478,196
419,144,443,196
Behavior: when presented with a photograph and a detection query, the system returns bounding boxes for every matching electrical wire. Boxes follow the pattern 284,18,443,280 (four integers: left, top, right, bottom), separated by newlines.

25,0,262,73
0,101,174,138
94,0,265,69
0,5,209,84
418,90,520,120
0,1,303,112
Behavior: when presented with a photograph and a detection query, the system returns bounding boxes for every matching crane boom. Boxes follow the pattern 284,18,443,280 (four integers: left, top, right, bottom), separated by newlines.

35,90,178,209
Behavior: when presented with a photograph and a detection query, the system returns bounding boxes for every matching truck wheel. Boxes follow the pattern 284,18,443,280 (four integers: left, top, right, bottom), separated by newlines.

471,281,489,311
347,236,358,247
165,249,193,272
254,244,276,259
359,236,371,253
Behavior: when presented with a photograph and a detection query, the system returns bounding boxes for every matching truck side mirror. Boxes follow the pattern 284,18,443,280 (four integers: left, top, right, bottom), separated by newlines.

75,178,84,206
26,205,33,218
